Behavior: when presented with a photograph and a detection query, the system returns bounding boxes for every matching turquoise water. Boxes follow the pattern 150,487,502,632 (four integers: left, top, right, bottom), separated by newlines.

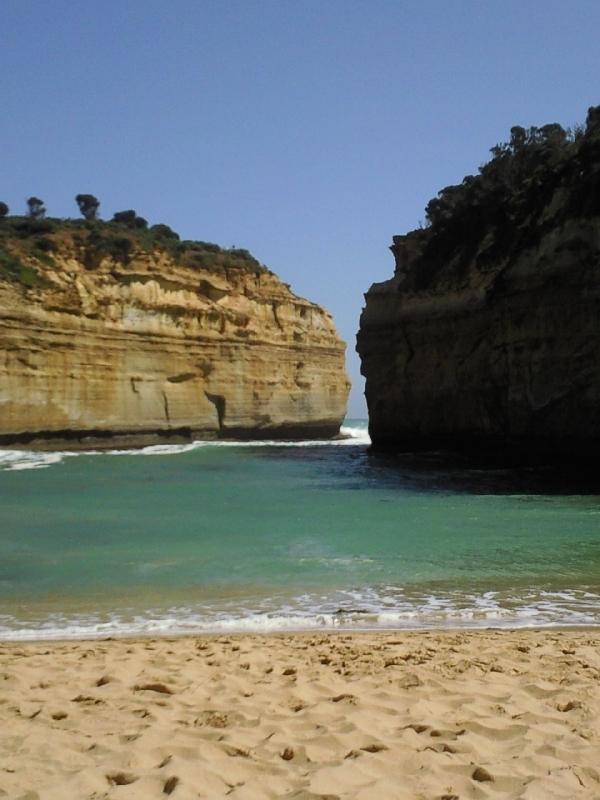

1,420,600,639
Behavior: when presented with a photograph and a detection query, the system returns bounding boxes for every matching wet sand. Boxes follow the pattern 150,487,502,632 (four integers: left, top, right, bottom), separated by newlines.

2,629,600,799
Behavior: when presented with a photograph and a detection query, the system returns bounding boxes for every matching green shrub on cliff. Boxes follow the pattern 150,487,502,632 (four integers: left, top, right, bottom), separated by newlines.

0,217,56,284
75,194,100,220
149,223,179,241
0,212,267,283
0,249,49,288
176,241,262,273
26,197,46,219
33,236,55,253
112,210,148,229
408,105,600,286
79,229,134,268
9,217,58,237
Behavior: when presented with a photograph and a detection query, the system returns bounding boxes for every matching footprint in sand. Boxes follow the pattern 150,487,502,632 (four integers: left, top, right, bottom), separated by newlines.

106,772,138,786
131,707,152,718
163,776,179,795
18,703,41,719
472,766,494,782
195,710,229,728
423,743,458,754
361,743,388,753
404,723,429,734
71,695,104,705
133,682,173,695
223,745,250,758
398,672,422,689
330,693,356,704
557,699,582,712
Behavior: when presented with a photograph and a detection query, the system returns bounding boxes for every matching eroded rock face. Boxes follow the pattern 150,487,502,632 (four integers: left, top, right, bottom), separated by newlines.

0,248,349,447
358,110,600,457
357,221,600,457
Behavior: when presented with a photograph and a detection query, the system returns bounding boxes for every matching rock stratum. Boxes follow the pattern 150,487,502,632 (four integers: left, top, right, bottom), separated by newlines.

0,221,349,447
357,107,600,457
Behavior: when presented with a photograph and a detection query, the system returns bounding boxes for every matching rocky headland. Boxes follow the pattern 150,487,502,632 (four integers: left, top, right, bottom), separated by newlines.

0,215,349,447
357,107,600,458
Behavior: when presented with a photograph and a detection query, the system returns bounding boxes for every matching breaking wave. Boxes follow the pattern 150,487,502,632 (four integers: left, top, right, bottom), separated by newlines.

0,421,370,472
2,585,600,641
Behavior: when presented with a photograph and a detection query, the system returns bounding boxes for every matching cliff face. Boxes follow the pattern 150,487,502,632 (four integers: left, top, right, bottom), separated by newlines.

0,231,349,446
357,110,600,456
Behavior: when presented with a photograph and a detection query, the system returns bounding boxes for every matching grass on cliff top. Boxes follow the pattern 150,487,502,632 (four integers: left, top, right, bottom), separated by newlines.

0,216,269,288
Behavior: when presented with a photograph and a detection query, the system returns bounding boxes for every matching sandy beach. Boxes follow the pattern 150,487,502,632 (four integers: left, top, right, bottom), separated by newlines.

2,629,600,799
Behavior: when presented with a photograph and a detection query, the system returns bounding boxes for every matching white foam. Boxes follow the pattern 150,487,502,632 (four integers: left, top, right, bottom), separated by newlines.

3,585,600,641
0,423,370,472
339,424,371,445
0,449,77,471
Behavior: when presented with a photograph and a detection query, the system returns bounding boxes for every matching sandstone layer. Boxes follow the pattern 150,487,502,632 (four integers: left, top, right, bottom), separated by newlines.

357,113,600,457
0,233,349,447
357,221,600,456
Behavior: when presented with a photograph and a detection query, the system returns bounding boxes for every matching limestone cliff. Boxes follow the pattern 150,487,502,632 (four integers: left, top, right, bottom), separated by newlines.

357,108,600,457
0,222,349,446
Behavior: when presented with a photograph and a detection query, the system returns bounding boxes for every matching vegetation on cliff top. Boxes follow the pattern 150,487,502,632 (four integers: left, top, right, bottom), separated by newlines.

395,105,600,287
0,203,267,288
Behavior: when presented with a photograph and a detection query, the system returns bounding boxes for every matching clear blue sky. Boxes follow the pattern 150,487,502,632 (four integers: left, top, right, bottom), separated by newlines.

2,1,599,415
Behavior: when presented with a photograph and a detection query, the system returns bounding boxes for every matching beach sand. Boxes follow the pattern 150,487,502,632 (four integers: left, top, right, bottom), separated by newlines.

2,629,600,799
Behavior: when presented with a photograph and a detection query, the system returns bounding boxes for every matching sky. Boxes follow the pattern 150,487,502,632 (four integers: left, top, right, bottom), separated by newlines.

2,0,599,416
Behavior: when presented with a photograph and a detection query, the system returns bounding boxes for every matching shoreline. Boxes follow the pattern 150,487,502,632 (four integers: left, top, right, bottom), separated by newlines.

4,621,600,646
3,628,600,798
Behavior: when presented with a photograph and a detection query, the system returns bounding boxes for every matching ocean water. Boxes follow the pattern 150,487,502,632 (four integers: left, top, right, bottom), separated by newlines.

1,419,600,640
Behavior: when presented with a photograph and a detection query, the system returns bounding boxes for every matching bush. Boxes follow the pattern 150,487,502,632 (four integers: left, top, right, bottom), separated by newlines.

75,194,100,220
105,236,133,263
81,229,133,269
0,249,49,288
112,209,137,226
12,218,58,236
229,248,260,265
27,197,45,219
0,209,266,276
407,106,600,285
150,223,179,240
190,241,221,253
34,236,56,252
112,210,147,229
180,249,220,270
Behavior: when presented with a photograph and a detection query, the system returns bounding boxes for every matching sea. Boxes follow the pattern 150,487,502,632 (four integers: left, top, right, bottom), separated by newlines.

1,419,600,641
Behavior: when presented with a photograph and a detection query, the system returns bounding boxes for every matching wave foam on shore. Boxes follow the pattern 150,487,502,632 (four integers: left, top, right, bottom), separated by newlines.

0,423,371,472
3,585,600,641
